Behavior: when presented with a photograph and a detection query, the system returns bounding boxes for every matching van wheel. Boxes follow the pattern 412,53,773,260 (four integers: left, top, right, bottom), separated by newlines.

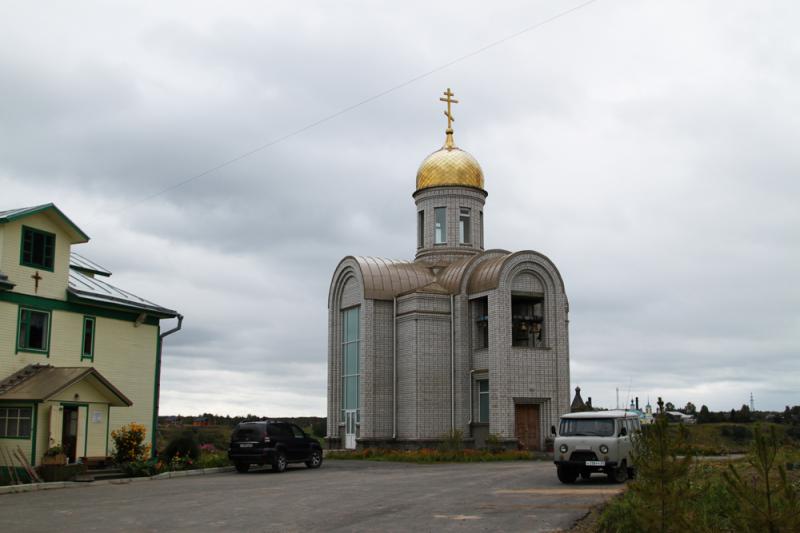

609,462,628,483
557,466,578,484
234,462,249,473
272,451,287,473
627,467,636,479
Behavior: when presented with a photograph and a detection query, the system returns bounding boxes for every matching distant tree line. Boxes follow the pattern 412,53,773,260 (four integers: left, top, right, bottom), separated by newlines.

159,413,327,437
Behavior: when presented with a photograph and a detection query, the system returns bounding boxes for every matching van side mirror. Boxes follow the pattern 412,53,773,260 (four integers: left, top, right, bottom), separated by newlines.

619,427,627,437
550,425,556,436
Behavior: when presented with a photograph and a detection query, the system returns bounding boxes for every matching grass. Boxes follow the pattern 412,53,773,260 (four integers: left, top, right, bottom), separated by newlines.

326,448,537,463
596,428,800,533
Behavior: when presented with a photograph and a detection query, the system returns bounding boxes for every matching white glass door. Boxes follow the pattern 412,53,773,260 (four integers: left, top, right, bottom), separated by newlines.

345,410,357,449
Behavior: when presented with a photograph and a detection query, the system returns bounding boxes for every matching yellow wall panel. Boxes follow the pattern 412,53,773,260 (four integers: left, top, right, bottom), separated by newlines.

0,213,71,300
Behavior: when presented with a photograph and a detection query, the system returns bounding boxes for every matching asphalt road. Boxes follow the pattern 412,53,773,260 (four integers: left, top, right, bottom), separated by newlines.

0,460,623,532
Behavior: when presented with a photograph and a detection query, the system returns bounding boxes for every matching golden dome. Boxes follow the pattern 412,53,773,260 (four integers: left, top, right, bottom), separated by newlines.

416,132,484,191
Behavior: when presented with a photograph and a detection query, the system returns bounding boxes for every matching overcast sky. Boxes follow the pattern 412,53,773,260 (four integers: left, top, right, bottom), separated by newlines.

1,1,797,415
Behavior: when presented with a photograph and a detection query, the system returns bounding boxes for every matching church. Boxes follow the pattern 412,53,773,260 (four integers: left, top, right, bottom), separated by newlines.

327,90,570,450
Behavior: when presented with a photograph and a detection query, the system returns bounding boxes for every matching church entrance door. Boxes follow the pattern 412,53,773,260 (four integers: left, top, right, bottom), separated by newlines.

344,410,357,449
515,404,540,451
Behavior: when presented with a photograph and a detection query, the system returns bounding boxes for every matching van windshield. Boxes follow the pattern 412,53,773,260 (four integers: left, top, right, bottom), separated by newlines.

560,418,615,437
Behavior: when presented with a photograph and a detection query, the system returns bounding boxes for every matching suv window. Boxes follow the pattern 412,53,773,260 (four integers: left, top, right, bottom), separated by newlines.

267,423,292,438
290,425,305,438
233,425,264,441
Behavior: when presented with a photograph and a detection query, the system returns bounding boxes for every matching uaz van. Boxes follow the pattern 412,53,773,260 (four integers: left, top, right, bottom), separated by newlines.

552,410,640,483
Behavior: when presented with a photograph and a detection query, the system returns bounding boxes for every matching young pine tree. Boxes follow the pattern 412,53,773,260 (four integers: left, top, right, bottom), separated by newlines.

628,397,694,533
723,425,800,532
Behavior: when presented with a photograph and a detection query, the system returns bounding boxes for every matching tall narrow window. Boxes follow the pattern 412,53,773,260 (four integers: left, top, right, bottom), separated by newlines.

511,295,545,348
417,211,425,248
459,207,471,244
478,380,489,423
17,308,50,354
473,297,488,349
82,316,95,361
479,211,484,248
341,307,360,422
434,207,447,244
21,226,55,271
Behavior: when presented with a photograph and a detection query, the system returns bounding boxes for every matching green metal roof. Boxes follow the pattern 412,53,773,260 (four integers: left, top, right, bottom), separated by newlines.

0,203,90,243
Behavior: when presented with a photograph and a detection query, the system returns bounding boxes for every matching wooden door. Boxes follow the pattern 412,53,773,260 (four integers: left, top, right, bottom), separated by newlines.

62,406,79,463
515,404,540,451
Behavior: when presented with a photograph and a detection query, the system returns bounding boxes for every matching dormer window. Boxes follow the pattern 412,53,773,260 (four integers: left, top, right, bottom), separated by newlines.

21,226,55,271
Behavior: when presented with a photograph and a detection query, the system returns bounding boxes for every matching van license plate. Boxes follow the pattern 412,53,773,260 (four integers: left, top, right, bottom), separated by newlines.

585,461,605,466
239,443,253,448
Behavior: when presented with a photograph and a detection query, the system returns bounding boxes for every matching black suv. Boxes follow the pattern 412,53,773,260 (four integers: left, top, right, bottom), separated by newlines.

228,420,323,473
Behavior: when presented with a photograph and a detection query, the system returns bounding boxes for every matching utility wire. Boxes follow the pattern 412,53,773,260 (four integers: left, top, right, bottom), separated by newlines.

118,0,600,213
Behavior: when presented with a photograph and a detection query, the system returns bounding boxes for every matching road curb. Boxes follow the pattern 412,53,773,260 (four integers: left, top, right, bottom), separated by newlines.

0,466,235,495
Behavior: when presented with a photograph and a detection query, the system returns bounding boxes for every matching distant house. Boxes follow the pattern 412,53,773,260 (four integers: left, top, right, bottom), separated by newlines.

666,410,696,424
0,204,181,468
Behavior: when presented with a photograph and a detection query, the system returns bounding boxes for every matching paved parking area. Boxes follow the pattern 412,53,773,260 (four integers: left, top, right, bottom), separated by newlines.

0,460,623,532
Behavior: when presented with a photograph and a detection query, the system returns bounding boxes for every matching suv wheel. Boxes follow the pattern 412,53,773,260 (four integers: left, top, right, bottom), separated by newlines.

272,451,288,473
557,466,578,484
234,462,249,473
306,449,323,469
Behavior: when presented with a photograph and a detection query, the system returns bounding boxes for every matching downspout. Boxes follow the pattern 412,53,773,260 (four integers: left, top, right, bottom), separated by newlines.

392,297,397,440
468,369,476,434
450,295,455,433
152,314,184,457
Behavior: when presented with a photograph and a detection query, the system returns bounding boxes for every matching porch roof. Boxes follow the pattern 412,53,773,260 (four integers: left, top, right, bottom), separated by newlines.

0,364,132,407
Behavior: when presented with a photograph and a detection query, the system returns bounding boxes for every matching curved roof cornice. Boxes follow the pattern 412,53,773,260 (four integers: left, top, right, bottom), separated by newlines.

466,249,567,295
329,256,436,303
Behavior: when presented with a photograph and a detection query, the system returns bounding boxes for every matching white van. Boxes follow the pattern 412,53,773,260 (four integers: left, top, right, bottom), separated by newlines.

552,410,641,483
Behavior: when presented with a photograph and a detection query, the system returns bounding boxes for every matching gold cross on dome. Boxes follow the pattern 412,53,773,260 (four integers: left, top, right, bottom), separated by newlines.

439,88,459,131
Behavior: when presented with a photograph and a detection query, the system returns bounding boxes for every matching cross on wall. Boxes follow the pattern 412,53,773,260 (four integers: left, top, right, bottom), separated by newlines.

31,271,42,293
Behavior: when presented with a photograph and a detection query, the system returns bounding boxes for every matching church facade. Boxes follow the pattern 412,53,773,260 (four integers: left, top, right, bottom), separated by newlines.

327,90,570,450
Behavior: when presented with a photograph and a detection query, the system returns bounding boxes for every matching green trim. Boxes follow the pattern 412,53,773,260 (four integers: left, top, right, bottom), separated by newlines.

105,405,110,456
20,225,56,272
58,402,88,461
66,292,172,321
81,316,96,361
0,291,162,325
83,406,89,458
31,401,39,466
0,203,90,242
152,329,162,457
15,305,52,356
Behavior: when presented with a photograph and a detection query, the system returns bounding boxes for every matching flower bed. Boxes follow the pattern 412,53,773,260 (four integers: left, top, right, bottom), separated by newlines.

326,448,536,463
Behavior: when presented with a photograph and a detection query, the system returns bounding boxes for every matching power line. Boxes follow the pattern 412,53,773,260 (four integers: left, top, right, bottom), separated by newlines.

118,0,600,213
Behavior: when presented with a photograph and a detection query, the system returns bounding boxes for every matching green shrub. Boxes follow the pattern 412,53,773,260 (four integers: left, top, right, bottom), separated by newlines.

163,432,201,462
437,429,464,452
120,458,161,477
720,425,753,443
485,433,504,453
311,420,327,438
197,451,231,468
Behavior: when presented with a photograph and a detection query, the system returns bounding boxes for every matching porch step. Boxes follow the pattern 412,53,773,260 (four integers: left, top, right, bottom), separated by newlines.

86,468,127,481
